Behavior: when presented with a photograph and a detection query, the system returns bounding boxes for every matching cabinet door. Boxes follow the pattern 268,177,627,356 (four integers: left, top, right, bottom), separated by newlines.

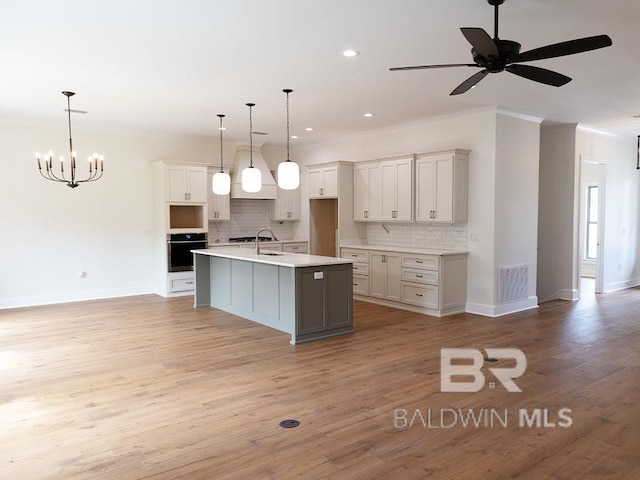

434,157,454,222
415,157,436,222
369,252,387,299
288,187,300,220
354,164,369,221
321,167,338,197
380,162,397,221
394,158,413,221
385,252,402,301
213,192,230,220
367,163,383,221
208,172,230,221
167,166,188,202
187,167,208,203
308,169,323,198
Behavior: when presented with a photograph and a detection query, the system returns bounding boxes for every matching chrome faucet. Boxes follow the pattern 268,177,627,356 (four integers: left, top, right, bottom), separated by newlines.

255,228,278,255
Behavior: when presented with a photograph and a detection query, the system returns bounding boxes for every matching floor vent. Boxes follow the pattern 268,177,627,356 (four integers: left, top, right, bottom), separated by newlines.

498,264,529,305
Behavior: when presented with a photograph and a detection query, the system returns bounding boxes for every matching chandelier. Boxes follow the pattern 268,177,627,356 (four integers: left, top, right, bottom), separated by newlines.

35,91,104,188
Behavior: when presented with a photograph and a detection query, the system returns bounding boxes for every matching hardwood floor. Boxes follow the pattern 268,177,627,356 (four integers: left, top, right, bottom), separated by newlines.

1,289,640,479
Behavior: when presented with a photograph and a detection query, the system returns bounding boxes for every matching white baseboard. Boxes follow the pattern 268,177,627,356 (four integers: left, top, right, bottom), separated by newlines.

466,296,538,317
0,286,154,309
603,278,640,293
539,289,579,303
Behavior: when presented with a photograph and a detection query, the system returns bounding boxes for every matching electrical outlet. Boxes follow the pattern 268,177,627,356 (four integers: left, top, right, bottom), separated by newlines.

469,232,480,242
433,231,442,240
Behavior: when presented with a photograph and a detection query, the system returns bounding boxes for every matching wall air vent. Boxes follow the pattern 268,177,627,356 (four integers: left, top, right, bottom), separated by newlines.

498,264,529,305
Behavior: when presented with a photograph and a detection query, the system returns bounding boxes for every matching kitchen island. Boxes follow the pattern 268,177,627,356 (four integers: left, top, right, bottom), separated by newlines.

192,247,354,344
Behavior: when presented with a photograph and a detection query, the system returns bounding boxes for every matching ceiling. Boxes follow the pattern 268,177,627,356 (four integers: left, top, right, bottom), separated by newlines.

2,0,639,146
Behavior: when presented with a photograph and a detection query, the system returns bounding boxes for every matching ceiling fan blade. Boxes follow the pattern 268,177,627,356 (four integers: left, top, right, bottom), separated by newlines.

512,34,612,63
506,64,572,87
390,63,478,71
450,70,489,96
460,27,499,58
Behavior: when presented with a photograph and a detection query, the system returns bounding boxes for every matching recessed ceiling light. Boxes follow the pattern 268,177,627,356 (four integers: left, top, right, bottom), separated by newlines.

363,112,374,118
342,49,359,57
305,127,314,132
291,135,298,139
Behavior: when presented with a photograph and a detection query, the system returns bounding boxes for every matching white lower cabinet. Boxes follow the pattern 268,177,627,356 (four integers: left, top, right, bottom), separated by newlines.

341,248,370,297
370,251,401,302
341,246,467,317
282,242,308,253
168,271,195,294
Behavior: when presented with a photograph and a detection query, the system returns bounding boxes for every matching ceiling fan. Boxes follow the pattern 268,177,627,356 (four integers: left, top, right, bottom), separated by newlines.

390,0,612,95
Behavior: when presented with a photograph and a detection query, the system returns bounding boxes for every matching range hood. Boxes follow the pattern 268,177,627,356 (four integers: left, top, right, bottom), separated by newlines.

230,144,277,199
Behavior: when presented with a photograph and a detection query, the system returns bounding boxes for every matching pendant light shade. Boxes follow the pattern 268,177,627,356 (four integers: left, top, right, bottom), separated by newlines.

242,165,262,193
277,89,300,190
212,170,231,195
212,114,231,195
242,102,262,193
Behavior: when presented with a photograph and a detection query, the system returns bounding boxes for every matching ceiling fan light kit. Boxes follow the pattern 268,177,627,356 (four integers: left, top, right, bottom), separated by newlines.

390,0,612,95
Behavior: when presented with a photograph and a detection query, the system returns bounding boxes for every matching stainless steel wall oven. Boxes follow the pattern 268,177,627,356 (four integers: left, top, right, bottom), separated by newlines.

167,233,208,272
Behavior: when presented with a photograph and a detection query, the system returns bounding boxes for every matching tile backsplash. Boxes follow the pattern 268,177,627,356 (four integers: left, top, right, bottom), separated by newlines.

366,222,468,251
208,199,295,243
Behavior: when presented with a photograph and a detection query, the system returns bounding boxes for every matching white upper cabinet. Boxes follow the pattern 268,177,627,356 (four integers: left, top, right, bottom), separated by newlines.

353,162,382,221
308,165,338,198
166,165,208,203
415,149,469,223
354,157,412,223
271,174,300,221
379,156,413,222
207,172,230,221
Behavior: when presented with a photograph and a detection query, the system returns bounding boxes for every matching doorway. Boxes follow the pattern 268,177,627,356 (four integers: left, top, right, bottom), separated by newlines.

309,198,338,257
579,159,606,295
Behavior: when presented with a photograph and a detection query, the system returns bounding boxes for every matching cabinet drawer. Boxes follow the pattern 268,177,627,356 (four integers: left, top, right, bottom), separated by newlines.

341,248,370,263
402,253,439,270
353,274,369,296
402,268,438,285
283,242,308,253
402,282,438,309
170,277,195,292
260,243,283,252
352,262,369,275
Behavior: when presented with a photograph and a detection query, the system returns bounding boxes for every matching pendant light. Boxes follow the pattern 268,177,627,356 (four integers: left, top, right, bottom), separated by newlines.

277,88,300,190
241,102,262,193
212,114,231,195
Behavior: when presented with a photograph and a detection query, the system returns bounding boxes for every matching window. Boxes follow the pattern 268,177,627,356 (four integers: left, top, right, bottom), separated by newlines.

586,185,598,259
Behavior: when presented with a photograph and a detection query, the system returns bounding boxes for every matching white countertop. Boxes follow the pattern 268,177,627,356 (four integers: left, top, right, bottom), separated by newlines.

339,242,468,256
193,247,353,268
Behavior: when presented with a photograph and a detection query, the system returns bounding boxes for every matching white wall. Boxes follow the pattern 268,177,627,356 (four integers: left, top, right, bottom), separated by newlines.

492,114,541,314
538,124,639,301
537,124,579,302
0,121,217,308
294,107,542,314
576,128,640,292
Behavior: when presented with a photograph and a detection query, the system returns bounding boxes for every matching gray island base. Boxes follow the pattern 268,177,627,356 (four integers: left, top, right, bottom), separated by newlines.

193,248,354,344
